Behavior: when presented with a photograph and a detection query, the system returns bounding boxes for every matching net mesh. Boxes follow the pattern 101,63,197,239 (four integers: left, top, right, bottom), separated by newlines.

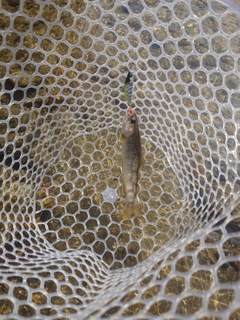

1,0,240,318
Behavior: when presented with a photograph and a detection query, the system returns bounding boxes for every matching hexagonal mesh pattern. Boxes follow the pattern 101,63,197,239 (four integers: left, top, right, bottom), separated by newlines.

1,0,240,318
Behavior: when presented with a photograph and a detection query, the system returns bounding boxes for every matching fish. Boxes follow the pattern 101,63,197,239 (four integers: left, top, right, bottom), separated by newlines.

123,69,134,105
120,107,141,219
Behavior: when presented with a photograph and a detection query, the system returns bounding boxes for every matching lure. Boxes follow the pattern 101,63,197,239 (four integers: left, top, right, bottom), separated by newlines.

124,64,134,106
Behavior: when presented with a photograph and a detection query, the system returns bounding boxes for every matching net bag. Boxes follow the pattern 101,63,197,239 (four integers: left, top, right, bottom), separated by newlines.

1,0,240,318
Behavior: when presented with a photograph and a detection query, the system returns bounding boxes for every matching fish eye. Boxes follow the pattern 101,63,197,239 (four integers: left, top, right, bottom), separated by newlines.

131,117,136,124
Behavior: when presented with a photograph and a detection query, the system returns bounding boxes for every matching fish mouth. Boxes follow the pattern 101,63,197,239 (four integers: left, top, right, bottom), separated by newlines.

126,107,134,122
126,107,137,125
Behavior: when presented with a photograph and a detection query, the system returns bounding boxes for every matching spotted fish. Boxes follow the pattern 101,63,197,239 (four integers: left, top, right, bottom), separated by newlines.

120,107,141,219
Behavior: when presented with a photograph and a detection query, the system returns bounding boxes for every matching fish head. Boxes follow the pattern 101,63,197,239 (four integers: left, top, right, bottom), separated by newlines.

122,108,138,138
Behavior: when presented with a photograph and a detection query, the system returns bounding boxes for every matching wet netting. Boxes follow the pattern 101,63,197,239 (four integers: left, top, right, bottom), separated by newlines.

1,0,240,319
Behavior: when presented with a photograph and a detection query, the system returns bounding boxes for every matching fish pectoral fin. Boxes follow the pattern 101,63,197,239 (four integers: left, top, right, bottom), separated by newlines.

120,133,127,143
139,141,144,168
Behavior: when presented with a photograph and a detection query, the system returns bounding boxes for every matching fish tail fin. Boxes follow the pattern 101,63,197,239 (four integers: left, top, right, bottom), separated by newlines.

123,199,139,220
